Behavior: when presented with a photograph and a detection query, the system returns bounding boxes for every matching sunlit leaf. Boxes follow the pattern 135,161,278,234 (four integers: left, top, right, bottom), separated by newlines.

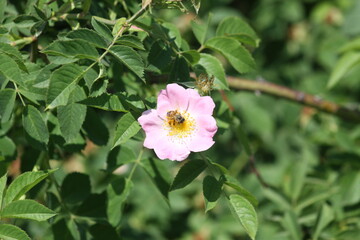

0,199,56,221
0,224,31,240
22,105,49,148
229,194,258,240
0,54,23,85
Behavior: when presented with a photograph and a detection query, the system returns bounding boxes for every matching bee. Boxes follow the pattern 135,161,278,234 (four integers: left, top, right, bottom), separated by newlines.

166,110,185,126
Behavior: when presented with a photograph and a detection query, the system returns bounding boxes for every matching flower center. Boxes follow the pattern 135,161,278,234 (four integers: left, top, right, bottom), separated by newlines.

164,110,196,139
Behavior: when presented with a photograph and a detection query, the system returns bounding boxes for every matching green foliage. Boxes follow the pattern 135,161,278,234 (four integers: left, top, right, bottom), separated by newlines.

0,0,359,239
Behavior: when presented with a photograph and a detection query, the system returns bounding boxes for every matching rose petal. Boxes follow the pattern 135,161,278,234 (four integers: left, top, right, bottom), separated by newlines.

157,84,190,115
154,140,190,161
187,95,215,116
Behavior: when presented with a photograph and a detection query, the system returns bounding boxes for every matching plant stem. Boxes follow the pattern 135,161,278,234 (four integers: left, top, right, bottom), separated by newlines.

13,82,25,106
226,76,360,123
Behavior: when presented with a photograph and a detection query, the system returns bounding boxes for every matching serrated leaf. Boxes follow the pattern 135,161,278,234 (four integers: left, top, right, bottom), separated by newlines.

0,54,23,85
0,43,28,72
46,64,85,109
3,170,55,206
205,36,256,73
163,22,182,48
229,194,258,240
327,52,360,89
112,113,141,148
107,177,133,226
22,105,49,148
116,35,145,50
1,199,56,221
79,93,127,112
91,17,113,42
203,175,222,212
0,89,16,123
109,45,145,81
195,53,228,90
0,224,31,240
58,87,87,142
182,50,200,65
42,39,99,60
216,16,260,47
0,172,7,209
191,14,212,45
66,28,109,48
170,159,207,191
223,174,258,207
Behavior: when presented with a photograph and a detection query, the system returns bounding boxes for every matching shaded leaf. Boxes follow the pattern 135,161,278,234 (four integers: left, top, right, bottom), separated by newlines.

61,172,91,205
112,112,141,148
0,54,23,85
22,105,49,148
0,89,16,123
282,211,302,240
91,17,113,42
203,175,222,212
229,194,258,240
42,39,99,60
3,170,55,206
66,28,109,48
0,224,31,240
0,199,56,221
313,203,335,240
79,93,127,112
109,45,145,81
83,108,109,146
191,14,212,45
182,50,200,65
116,35,145,50
46,64,85,109
0,42,27,72
0,173,7,209
170,159,207,191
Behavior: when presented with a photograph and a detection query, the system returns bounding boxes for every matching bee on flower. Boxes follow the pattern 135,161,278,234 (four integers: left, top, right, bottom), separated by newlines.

138,83,218,161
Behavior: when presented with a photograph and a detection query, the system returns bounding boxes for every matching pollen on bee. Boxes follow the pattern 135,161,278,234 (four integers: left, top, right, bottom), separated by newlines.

163,110,196,139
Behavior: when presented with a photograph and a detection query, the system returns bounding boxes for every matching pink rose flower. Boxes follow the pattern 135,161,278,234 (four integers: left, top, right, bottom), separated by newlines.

138,83,218,161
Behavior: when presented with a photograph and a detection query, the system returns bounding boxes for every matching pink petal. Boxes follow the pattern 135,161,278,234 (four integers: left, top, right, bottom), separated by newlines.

157,84,190,115
187,95,215,116
188,115,217,152
154,140,190,161
138,109,164,149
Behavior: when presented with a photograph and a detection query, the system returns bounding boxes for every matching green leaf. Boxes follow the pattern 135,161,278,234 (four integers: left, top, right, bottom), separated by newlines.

61,172,91,205
195,53,228,90
0,137,16,162
58,87,87,142
3,170,55,206
181,50,200,65
169,56,190,82
170,159,207,191
79,93,127,112
313,203,335,240
0,224,31,240
0,172,7,209
191,14,212,45
0,199,56,221
91,17,113,42
22,105,49,148
203,175,222,212
141,158,171,201
116,35,145,50
327,52,360,89
0,54,23,85
282,211,302,240
112,18,126,37
205,36,256,73
0,89,16,123
216,16,260,47
339,37,360,52
0,43,28,72
229,194,258,240
0,0,6,23
109,45,145,81
107,177,133,226
46,64,85,109
42,39,99,60
162,22,182,48
223,174,258,207
89,224,121,240
66,28,109,48
83,108,109,146
112,113,141,148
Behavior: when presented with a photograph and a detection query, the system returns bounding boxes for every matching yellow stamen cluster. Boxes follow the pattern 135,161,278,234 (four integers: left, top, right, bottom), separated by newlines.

164,110,196,139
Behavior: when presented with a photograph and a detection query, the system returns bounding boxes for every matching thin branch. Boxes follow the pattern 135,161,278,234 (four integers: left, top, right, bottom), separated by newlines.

227,76,360,123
